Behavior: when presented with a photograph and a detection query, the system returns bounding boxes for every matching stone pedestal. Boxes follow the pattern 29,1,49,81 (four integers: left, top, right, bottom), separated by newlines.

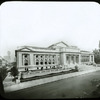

16,79,20,84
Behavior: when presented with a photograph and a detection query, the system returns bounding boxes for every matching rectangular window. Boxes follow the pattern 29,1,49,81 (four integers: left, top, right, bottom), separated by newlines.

22,54,30,66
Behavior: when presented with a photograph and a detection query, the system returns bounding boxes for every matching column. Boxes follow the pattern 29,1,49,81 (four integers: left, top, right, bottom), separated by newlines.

92,55,94,63
70,55,72,64
16,52,19,68
76,55,78,64
60,53,63,65
34,55,36,65
69,55,71,64
37,55,39,65
30,53,33,65
56,55,58,65
59,55,61,65
77,55,79,64
72,56,74,64
66,55,68,64
51,55,53,65
74,56,76,64
89,55,91,62
79,54,81,64
47,55,49,65
43,55,45,65
62,53,66,65
22,54,24,66
18,52,22,67
67,55,69,64
33,54,35,65
38,55,40,65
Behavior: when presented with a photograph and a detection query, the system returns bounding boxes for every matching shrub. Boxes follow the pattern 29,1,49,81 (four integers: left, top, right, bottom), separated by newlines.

0,67,7,80
0,72,4,95
10,66,19,78
75,65,79,72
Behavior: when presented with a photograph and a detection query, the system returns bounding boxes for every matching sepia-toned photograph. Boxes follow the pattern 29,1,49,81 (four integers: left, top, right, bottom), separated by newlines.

0,1,100,99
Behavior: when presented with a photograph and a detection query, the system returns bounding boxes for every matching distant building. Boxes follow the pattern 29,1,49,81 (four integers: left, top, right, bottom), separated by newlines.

15,41,94,71
3,56,10,63
0,56,8,67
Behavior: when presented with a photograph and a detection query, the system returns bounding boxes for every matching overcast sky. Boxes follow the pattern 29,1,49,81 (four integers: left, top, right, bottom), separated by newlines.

0,1,100,61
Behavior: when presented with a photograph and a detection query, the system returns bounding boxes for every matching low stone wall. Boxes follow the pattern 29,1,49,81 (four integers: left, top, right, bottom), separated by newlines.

4,68,100,93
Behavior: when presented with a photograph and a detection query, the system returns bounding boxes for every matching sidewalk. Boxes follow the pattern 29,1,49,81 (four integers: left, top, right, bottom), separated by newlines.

3,65,95,87
4,66,100,93
3,68,69,87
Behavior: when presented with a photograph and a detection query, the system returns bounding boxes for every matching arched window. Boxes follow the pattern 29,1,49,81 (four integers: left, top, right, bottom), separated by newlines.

53,59,55,64
40,59,43,65
36,55,38,58
49,59,51,64
23,54,29,66
25,55,27,58
45,59,47,65
53,55,55,58
24,59,28,66
36,59,39,65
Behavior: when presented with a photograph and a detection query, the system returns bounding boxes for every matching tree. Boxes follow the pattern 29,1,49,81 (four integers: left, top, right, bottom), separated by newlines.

93,49,100,64
0,66,7,96
0,67,7,80
10,66,19,82
0,71,5,96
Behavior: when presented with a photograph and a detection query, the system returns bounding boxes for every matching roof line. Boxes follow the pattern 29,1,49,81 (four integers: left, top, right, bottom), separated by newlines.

17,46,55,51
48,41,69,48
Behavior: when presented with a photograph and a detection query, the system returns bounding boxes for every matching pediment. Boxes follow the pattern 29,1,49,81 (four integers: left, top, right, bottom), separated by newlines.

48,41,69,49
18,47,33,52
55,42,68,47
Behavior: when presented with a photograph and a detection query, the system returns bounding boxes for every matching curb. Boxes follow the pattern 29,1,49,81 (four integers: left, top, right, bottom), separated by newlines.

4,68,100,93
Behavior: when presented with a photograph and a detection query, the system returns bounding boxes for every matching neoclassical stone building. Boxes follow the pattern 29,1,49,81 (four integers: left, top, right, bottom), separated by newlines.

15,41,94,71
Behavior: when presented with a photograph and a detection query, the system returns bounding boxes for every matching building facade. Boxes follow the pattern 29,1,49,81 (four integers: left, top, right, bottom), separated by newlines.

15,41,94,71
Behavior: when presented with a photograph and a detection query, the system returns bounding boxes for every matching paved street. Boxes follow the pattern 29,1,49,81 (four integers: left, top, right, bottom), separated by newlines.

3,70,100,99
